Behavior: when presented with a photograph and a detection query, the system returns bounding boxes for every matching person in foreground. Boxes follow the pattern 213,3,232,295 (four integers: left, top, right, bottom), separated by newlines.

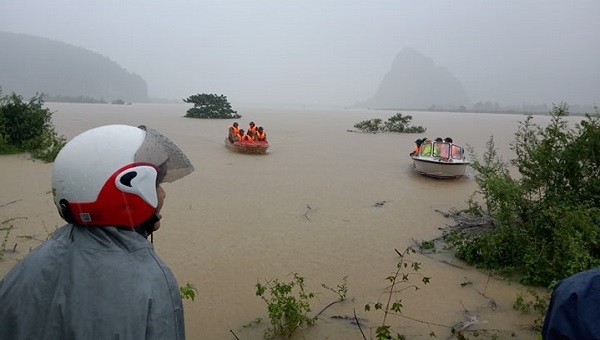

542,268,600,339
0,124,194,340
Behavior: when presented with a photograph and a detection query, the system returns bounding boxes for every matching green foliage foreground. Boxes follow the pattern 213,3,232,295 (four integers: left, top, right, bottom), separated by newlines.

251,249,433,339
255,273,317,338
364,247,431,340
353,113,426,133
179,282,198,301
0,90,66,162
183,93,241,119
448,104,600,286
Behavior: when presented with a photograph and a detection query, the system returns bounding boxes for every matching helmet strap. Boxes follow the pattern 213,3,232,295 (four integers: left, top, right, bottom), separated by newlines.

59,199,76,224
135,213,160,241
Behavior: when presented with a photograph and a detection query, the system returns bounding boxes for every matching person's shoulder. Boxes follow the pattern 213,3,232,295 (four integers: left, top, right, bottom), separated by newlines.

557,268,600,291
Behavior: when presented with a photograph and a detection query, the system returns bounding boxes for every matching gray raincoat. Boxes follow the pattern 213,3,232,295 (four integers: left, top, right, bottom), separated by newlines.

0,224,185,340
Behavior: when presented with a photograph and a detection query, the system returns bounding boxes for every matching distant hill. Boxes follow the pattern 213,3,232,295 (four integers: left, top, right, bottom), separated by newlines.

356,47,469,110
0,31,148,102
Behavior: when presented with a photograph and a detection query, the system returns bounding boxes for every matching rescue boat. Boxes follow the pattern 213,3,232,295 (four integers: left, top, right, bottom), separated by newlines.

224,138,269,154
410,140,469,178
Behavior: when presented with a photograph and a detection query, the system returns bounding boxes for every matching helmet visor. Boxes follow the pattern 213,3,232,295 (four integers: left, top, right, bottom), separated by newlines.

135,126,195,183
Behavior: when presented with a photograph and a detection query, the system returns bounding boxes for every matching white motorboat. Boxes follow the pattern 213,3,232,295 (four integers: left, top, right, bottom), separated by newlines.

410,139,469,178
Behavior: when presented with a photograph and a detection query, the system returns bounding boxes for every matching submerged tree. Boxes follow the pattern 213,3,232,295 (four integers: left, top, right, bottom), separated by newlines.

352,113,426,133
183,93,241,119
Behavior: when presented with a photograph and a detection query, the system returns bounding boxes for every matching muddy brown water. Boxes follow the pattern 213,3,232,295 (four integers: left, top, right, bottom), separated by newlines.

2,103,570,339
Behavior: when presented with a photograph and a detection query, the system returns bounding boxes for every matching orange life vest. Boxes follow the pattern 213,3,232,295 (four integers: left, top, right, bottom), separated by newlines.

256,131,266,141
236,132,244,141
229,126,239,141
248,125,257,132
242,134,254,141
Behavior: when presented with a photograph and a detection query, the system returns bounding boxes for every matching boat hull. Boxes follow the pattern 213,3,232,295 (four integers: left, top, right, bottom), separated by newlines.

224,138,269,154
411,156,468,179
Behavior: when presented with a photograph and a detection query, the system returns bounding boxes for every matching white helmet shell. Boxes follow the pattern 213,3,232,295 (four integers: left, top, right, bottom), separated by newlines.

52,124,194,227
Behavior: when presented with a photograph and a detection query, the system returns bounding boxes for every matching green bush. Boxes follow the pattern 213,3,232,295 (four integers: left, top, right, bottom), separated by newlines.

179,282,198,301
23,127,66,162
0,133,22,154
183,93,241,119
364,247,431,340
0,91,65,162
451,104,600,286
353,113,426,133
255,273,317,338
383,113,427,133
354,118,383,133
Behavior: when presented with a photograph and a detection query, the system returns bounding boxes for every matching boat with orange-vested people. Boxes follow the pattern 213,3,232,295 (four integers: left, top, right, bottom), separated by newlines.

224,137,269,154
409,139,469,178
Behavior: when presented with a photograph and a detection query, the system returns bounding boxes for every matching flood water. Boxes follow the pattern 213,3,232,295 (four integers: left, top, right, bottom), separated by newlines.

2,103,570,339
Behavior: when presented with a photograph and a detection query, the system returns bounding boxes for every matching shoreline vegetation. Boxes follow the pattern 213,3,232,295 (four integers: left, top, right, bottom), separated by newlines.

372,104,597,117
42,94,131,105
44,98,596,117
34,91,596,117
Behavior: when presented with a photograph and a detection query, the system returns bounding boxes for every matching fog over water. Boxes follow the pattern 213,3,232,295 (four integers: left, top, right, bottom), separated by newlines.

1,1,599,107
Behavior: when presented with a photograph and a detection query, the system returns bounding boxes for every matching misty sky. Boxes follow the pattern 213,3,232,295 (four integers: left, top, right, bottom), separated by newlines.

1,1,599,107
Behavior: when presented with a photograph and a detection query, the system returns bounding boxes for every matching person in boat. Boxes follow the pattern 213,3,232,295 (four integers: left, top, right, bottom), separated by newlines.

228,122,240,142
542,268,600,339
451,144,464,159
439,144,451,160
410,138,423,157
444,137,465,159
420,138,432,156
235,128,245,141
438,137,465,160
255,126,267,142
433,137,444,157
242,130,255,142
0,124,194,339
248,121,258,133
433,137,452,159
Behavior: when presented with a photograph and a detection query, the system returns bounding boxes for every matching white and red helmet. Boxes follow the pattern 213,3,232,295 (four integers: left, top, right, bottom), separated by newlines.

51,124,194,227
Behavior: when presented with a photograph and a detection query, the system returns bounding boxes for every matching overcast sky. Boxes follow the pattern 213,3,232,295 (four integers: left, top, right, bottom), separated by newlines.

1,1,599,107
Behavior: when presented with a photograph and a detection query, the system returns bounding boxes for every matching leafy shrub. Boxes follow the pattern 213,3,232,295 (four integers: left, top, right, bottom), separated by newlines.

451,104,600,286
354,118,383,133
1,93,49,146
321,275,348,301
0,91,65,162
255,273,317,338
183,93,241,119
383,113,427,133
364,247,431,339
513,288,550,331
353,113,426,133
0,224,14,260
0,133,21,154
179,282,198,301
